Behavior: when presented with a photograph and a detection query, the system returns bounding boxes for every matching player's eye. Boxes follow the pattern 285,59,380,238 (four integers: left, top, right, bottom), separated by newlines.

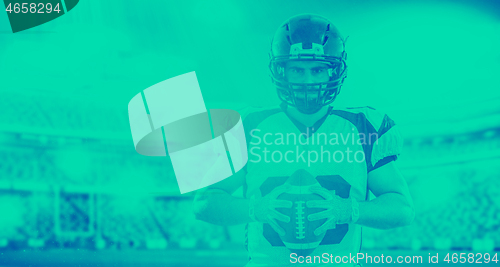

312,68,328,74
289,68,303,74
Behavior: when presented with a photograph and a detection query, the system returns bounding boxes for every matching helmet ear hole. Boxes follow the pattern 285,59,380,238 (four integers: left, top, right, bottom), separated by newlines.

275,62,287,79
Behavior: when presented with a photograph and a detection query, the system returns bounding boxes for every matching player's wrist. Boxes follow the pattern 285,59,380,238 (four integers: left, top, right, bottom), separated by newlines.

351,198,360,224
249,198,258,222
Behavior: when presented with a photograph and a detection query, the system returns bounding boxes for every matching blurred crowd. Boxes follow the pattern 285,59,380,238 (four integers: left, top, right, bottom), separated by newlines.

0,92,127,133
364,167,500,250
0,165,499,251
0,95,499,251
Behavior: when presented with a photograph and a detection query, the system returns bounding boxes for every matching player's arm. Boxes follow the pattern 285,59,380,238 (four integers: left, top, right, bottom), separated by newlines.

306,161,414,235
193,167,293,233
193,168,251,226
357,161,415,229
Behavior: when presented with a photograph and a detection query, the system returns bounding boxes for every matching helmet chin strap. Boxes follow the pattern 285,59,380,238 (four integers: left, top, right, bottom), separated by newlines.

294,89,324,114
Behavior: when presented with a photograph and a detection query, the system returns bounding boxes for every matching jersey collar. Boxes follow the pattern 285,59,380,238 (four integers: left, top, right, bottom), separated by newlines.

280,102,333,138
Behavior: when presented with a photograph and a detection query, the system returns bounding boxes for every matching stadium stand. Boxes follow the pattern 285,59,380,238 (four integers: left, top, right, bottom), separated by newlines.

0,93,499,253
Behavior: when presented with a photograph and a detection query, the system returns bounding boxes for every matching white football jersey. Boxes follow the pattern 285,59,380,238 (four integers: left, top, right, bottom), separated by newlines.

233,103,402,267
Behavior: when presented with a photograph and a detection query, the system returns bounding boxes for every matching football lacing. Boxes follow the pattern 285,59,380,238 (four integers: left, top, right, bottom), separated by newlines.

295,201,305,239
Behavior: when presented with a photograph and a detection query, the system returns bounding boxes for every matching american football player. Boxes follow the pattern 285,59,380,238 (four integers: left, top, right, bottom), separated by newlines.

194,14,415,267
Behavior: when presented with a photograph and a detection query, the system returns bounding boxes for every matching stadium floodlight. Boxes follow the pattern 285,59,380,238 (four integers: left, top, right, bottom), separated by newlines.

128,71,248,194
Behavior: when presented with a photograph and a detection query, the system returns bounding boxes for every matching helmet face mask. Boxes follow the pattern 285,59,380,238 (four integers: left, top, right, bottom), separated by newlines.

269,14,348,114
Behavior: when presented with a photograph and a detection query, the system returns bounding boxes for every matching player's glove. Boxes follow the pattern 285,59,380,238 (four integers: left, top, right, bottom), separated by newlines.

306,186,358,236
249,183,293,236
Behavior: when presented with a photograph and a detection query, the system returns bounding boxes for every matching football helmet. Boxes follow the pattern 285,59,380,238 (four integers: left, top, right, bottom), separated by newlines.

269,14,348,114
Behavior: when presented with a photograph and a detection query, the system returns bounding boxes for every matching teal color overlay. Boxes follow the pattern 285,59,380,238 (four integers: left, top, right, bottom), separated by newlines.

0,0,499,266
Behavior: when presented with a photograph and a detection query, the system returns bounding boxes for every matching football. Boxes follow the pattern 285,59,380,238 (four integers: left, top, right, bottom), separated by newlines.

276,169,327,256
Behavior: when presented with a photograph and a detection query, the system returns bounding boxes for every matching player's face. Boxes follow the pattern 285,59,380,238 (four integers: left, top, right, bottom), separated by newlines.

284,61,331,113
285,61,331,84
